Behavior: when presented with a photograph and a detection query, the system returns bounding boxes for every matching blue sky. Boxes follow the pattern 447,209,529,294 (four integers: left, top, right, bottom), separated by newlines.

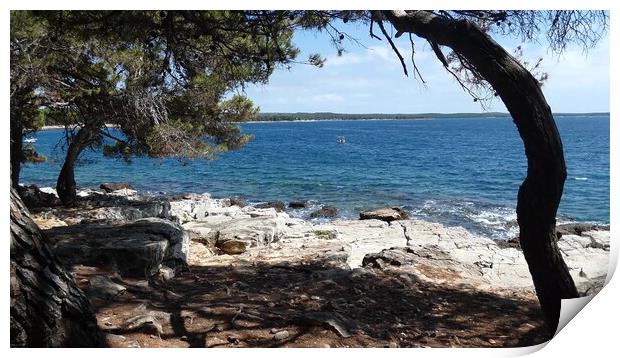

244,20,610,114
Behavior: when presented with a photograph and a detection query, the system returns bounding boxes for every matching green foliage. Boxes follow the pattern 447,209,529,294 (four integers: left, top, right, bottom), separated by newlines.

313,230,337,240
11,10,318,174
219,95,260,122
21,143,47,163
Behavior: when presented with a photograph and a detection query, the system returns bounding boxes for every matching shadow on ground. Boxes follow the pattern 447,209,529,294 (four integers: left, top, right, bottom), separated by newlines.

74,255,551,348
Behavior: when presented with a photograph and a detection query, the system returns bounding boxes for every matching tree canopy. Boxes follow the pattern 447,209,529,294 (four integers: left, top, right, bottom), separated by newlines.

10,10,326,203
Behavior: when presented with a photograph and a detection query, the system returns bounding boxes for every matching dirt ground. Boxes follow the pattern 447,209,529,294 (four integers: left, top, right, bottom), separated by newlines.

73,243,551,348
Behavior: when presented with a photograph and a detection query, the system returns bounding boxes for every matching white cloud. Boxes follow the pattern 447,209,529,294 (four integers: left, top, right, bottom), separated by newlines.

366,45,394,62
314,77,373,89
310,94,345,102
325,44,413,67
325,52,364,66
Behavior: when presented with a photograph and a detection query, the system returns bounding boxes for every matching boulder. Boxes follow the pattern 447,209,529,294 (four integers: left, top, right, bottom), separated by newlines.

273,330,289,341
496,236,521,250
359,207,409,222
88,275,126,299
217,240,248,255
45,218,189,277
310,206,338,218
129,218,190,264
156,265,176,281
100,182,132,193
229,197,248,207
255,201,286,212
17,185,61,209
288,201,307,209
362,247,417,269
184,215,285,254
215,217,286,248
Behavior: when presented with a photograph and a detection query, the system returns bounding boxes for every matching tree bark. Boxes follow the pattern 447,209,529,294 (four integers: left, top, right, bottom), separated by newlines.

10,121,24,188
56,127,95,206
383,10,578,333
10,187,103,347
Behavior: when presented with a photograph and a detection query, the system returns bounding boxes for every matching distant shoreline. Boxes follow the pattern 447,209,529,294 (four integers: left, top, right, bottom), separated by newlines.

40,112,609,129
254,112,609,122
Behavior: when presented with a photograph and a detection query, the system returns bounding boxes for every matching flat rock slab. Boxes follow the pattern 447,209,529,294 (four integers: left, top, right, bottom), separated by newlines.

558,231,610,292
169,194,236,223
557,223,609,237
45,218,189,277
38,196,172,226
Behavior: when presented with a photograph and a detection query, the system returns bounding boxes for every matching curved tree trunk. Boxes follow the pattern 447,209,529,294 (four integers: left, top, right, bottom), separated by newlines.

10,187,103,347
56,127,95,206
383,10,578,333
10,121,24,188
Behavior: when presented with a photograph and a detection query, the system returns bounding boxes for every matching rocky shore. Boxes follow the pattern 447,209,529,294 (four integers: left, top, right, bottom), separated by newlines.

24,185,610,347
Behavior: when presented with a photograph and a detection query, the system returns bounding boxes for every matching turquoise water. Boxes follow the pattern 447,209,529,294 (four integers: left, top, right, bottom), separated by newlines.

21,115,610,239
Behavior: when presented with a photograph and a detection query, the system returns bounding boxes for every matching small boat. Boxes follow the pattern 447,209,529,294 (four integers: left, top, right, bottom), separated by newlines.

24,138,37,143
336,136,346,144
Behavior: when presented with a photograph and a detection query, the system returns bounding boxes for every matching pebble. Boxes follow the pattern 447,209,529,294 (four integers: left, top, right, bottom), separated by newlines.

273,330,290,341
104,333,127,342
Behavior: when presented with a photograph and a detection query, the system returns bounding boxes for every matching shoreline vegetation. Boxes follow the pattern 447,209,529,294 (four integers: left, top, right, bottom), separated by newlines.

38,112,610,130
254,111,610,122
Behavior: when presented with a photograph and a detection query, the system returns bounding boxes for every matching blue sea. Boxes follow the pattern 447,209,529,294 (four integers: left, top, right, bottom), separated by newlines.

21,115,610,240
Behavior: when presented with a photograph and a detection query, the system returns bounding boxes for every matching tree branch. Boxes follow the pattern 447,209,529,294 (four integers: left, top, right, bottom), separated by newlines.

375,16,408,76
409,34,425,84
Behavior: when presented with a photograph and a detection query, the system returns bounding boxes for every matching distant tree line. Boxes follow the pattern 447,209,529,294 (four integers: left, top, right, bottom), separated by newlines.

39,111,609,125
256,112,608,121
